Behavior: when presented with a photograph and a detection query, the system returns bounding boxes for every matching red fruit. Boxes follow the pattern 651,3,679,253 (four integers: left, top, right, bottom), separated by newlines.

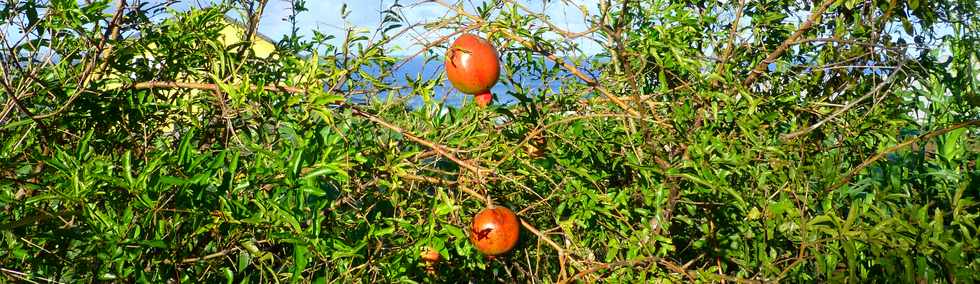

469,206,520,256
445,34,500,95
420,247,441,263
474,92,493,107
420,247,441,274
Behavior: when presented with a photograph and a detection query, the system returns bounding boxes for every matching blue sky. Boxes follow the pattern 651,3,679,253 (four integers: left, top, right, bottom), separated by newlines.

170,0,604,56
1,1,953,76
167,1,601,105
4,1,951,59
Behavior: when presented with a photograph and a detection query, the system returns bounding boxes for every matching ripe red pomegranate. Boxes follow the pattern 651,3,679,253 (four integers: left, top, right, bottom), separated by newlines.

469,206,520,256
445,33,500,96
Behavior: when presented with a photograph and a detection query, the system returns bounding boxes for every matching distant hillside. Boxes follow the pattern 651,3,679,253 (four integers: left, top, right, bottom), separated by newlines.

351,56,599,108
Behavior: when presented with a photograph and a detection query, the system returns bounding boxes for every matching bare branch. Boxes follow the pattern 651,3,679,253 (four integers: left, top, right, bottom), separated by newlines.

781,61,906,141
503,0,599,39
126,80,491,182
132,81,306,93
714,0,746,77
32,0,128,120
560,256,699,284
825,119,980,193
347,106,489,176
742,0,837,87
431,0,641,117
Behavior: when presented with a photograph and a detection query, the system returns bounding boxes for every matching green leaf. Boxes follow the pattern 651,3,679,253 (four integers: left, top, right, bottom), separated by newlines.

292,244,309,283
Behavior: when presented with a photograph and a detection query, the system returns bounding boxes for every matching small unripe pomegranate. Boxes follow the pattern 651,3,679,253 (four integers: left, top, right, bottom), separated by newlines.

469,206,520,256
420,246,441,274
474,92,493,107
525,136,546,157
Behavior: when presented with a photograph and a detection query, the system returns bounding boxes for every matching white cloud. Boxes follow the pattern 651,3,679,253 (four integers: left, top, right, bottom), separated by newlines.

245,0,603,56
8,1,602,57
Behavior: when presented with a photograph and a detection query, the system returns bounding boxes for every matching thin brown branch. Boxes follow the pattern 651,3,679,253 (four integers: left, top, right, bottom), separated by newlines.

163,247,241,264
330,19,446,94
32,0,127,120
0,42,64,125
396,172,489,202
132,81,306,93
775,252,811,282
825,119,980,193
791,37,903,50
494,113,650,168
503,0,599,39
519,219,575,280
94,0,127,76
500,31,639,117
431,0,640,117
239,0,269,57
0,56,45,130
781,61,906,140
0,210,79,231
391,23,478,72
347,106,488,176
660,181,681,235
714,0,746,77
521,219,565,254
398,172,457,186
582,95,665,106
1,267,63,284
127,80,489,180
742,0,837,87
560,256,696,284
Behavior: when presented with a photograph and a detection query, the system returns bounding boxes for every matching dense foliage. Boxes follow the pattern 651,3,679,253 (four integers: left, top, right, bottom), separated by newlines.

1,0,978,282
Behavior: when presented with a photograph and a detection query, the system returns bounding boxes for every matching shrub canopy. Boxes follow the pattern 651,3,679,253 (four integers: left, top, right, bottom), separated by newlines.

0,0,978,282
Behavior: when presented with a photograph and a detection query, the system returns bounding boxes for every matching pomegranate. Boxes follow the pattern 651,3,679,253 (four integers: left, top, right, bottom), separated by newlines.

525,136,546,157
469,206,520,256
420,246,441,274
445,34,500,95
474,91,493,107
